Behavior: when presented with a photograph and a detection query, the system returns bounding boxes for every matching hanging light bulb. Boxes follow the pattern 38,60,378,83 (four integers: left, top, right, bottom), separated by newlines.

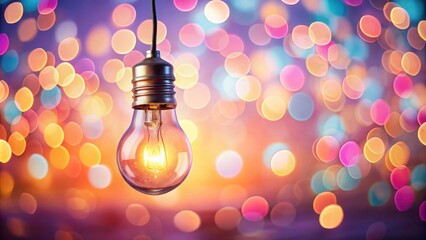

117,0,192,195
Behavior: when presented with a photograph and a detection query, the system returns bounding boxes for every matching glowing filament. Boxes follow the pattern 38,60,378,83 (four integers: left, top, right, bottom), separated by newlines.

143,109,167,172
144,140,166,171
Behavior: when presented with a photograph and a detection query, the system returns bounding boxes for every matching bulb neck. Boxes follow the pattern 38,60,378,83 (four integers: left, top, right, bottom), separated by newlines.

131,107,179,125
132,50,176,110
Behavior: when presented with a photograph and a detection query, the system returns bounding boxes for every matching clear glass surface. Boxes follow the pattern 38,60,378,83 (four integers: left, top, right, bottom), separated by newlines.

117,108,192,195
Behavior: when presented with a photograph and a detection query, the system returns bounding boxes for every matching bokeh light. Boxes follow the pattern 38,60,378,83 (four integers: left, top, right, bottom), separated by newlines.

368,181,391,206
364,137,385,163
390,7,410,30
15,87,34,112
339,141,361,167
389,141,410,168
280,65,305,92
19,192,37,214
111,29,136,54
419,201,426,222
419,123,426,145
49,146,70,169
0,140,12,163
241,196,269,222
38,0,58,15
55,20,77,42
394,186,415,211
8,132,26,156
2,50,19,73
183,83,211,109
411,164,426,191
249,23,271,46
271,150,296,176
215,207,241,230
27,154,48,179
112,3,136,27
204,0,230,24
309,22,332,46
174,210,201,232
319,204,344,229
261,96,286,121
359,15,381,39
288,92,314,121
102,59,124,83
175,64,198,89
0,34,9,55
39,66,59,90
58,37,80,61
28,48,47,72
88,165,112,189
205,28,229,51
126,204,150,226
313,192,337,214
86,25,111,57
18,18,38,42
390,166,410,190
306,54,329,77
401,52,421,76
225,53,250,78
79,143,101,167
216,150,243,178
179,23,205,47
174,0,198,12
236,75,262,102
5,2,24,24
37,11,56,31
264,15,288,39
137,20,167,45
315,136,339,163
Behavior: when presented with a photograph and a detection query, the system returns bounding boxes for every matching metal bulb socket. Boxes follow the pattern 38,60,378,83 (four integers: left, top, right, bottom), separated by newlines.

132,50,176,110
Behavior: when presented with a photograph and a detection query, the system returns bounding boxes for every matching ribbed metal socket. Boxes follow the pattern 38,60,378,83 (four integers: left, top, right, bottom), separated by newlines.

132,50,176,110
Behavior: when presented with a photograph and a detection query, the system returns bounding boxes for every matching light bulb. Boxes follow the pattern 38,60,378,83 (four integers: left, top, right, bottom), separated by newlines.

117,106,192,195
117,50,192,195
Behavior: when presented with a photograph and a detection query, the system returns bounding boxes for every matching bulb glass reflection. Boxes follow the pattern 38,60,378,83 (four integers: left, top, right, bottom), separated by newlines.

117,106,192,195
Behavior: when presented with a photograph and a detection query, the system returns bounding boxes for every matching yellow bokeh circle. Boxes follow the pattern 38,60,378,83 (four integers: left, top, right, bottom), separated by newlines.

27,48,47,72
319,204,344,229
79,143,101,167
236,75,262,102
43,123,64,148
0,140,12,163
137,20,167,45
15,87,34,112
63,74,85,99
58,37,80,61
49,146,70,169
39,66,59,90
8,132,26,156
271,150,296,176
418,123,426,145
389,141,410,167
364,137,385,163
179,119,198,143
111,29,136,54
56,62,75,87
261,96,286,121
204,0,230,24
175,64,199,89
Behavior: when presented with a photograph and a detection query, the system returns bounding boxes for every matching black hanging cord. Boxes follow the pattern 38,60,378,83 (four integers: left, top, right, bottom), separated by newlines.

151,0,157,52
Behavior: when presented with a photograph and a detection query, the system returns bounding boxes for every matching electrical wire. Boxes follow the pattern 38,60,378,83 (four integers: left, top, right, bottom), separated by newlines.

151,0,157,52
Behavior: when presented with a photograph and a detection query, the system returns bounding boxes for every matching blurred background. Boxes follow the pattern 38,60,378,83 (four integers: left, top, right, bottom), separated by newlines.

1,0,426,239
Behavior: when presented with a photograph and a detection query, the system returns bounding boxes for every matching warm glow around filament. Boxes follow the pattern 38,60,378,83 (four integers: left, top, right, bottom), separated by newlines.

143,143,167,172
